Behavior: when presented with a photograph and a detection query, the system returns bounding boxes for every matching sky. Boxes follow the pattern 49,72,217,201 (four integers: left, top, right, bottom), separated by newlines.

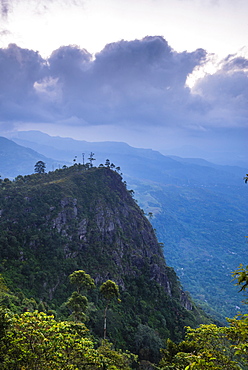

0,0,247,164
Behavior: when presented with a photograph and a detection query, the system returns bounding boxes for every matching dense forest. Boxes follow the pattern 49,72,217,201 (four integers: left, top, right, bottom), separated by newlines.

1,133,246,321
0,163,247,369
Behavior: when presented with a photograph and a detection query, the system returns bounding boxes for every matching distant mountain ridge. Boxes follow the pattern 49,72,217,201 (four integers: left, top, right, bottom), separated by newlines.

0,136,66,179
3,131,246,186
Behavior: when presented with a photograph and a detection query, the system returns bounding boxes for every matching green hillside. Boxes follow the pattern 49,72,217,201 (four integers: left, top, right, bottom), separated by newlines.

0,165,209,361
133,180,247,321
1,133,246,321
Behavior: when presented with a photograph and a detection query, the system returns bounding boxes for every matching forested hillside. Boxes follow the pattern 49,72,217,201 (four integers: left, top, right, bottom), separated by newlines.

1,132,247,320
133,180,247,320
0,164,209,362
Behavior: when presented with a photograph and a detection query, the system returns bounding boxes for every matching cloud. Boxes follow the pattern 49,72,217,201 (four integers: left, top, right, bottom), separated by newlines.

0,37,247,158
0,43,49,121
0,0,85,17
45,37,208,127
0,0,8,17
193,54,248,127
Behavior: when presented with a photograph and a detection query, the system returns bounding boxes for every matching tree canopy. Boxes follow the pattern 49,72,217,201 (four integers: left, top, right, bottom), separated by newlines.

0,310,134,370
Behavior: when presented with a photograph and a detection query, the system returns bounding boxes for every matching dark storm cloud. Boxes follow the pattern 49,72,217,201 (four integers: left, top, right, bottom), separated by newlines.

0,44,50,121
93,37,206,90
0,37,247,136
46,37,208,126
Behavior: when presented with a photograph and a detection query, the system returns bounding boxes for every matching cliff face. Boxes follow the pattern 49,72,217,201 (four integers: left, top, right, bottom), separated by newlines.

0,166,204,352
50,168,175,298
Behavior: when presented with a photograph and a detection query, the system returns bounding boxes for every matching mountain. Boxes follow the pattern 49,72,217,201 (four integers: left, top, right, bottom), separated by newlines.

1,131,247,320
0,136,66,179
5,130,246,186
0,165,208,361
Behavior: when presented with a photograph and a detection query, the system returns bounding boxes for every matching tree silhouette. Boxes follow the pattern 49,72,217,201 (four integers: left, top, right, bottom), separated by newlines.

34,161,46,174
88,152,96,168
105,159,110,168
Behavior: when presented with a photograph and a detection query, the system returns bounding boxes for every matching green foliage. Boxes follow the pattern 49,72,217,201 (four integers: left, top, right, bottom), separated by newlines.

159,273,248,370
232,264,248,293
65,291,88,322
0,165,210,361
0,310,134,369
66,270,95,322
134,324,164,363
97,340,138,370
160,338,197,370
226,314,248,363
159,324,246,370
100,280,120,340
0,275,9,296
136,181,248,320
100,280,120,301
69,270,96,294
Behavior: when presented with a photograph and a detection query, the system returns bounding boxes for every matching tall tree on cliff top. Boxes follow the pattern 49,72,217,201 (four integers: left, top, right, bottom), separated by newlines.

34,160,46,174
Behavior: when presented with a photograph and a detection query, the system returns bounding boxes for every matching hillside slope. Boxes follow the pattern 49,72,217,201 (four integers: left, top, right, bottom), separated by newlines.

0,165,208,359
0,136,66,179
1,132,246,320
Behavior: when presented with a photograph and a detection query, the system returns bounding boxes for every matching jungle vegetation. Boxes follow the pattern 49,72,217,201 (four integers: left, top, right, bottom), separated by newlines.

0,163,247,369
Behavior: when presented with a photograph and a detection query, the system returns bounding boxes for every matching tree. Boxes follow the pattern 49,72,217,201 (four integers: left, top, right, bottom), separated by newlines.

100,280,120,340
159,324,244,370
66,270,95,322
34,160,46,174
0,275,9,297
69,270,95,294
159,264,248,370
0,310,135,369
128,189,135,197
232,264,248,293
88,152,96,168
66,292,88,322
105,159,110,168
0,310,115,369
97,340,137,370
134,324,163,363
148,212,153,220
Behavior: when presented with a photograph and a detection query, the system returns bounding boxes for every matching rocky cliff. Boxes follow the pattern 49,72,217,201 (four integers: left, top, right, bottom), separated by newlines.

0,165,208,355
51,168,175,296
